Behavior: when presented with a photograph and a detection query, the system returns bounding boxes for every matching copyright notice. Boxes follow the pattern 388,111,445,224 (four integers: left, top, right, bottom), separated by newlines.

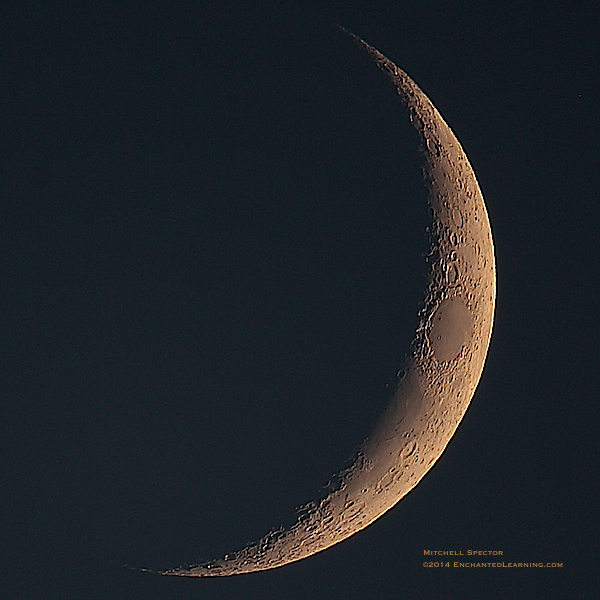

422,550,563,568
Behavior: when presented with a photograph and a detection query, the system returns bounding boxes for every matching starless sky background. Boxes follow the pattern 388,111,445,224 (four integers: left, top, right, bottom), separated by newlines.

2,1,598,598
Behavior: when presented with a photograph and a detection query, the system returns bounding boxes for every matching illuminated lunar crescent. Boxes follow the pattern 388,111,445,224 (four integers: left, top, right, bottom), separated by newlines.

162,30,496,577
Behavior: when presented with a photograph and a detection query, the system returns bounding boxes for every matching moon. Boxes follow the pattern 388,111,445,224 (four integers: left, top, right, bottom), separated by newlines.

161,30,496,577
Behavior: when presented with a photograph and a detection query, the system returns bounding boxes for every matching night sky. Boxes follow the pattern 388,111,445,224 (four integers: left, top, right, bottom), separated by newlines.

2,1,598,598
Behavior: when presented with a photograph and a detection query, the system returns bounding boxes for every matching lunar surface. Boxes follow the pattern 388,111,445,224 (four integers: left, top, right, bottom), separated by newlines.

160,31,496,577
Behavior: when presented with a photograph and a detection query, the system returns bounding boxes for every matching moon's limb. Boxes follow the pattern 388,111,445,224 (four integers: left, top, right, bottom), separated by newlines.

162,31,496,577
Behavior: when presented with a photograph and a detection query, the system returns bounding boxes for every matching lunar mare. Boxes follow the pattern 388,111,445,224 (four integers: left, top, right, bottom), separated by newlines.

162,32,496,577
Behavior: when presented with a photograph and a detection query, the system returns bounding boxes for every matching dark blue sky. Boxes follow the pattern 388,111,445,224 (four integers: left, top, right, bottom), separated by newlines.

2,1,597,598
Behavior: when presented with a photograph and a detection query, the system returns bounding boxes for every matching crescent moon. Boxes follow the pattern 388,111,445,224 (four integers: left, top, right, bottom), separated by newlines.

161,30,496,577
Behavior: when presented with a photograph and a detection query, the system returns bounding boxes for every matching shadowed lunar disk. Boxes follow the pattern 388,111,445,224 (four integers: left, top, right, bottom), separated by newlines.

159,30,496,577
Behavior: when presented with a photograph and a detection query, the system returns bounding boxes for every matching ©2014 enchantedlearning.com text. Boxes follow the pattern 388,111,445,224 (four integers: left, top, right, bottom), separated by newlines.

422,550,563,568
